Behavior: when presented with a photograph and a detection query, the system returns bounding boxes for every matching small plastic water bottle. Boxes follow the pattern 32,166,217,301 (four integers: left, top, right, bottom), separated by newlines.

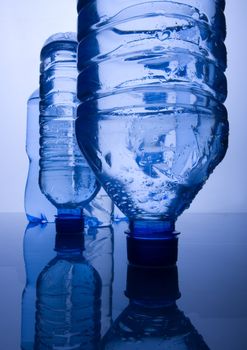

24,90,56,223
39,32,113,227
39,32,98,226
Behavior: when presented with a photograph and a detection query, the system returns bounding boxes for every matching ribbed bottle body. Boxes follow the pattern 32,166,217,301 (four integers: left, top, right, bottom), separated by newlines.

25,90,56,222
76,1,228,220
39,33,99,209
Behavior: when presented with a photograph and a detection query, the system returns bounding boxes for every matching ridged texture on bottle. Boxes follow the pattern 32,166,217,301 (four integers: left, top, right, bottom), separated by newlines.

25,90,56,222
76,1,228,220
39,33,98,208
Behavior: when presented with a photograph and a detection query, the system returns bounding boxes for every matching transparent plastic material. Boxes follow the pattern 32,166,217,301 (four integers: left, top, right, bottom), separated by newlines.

113,205,127,222
39,32,98,218
84,188,114,227
39,32,113,226
24,90,56,223
25,89,112,225
76,1,228,233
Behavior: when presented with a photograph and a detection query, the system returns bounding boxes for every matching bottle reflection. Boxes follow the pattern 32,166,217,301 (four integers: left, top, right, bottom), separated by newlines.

21,222,56,350
101,264,210,350
84,226,114,337
21,222,114,349
34,227,102,349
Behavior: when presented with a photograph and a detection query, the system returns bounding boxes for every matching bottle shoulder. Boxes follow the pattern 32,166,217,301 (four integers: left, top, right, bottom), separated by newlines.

43,32,77,47
28,88,39,101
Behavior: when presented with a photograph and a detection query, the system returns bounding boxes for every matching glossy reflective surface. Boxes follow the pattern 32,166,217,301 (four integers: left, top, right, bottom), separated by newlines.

0,213,246,349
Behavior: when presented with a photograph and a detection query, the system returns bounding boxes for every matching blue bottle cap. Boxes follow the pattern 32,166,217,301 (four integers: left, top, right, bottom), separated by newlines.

55,216,84,234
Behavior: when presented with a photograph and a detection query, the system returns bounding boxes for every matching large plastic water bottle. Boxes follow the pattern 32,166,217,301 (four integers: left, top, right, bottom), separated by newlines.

24,90,56,223
76,1,228,265
39,32,99,224
35,229,102,349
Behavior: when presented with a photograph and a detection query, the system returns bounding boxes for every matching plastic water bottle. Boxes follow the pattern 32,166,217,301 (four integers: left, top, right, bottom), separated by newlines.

21,223,56,350
35,229,102,349
24,90,56,223
76,1,228,265
39,32,114,227
101,264,210,349
39,32,99,225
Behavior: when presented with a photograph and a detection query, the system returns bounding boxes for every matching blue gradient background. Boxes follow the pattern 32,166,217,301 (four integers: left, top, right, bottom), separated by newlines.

0,1,246,213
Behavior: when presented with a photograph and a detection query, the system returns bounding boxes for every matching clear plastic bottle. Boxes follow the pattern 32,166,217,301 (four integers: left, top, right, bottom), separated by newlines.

24,90,56,223
39,32,114,227
39,32,99,224
101,264,210,349
76,1,228,264
34,229,102,349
